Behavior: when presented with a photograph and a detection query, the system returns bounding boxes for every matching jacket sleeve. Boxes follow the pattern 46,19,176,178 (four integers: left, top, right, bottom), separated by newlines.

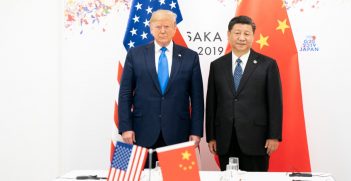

267,60,283,141
206,62,217,142
118,49,135,134
190,52,204,137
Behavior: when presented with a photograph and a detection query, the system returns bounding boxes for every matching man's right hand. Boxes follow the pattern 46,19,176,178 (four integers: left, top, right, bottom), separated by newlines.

122,131,135,144
208,140,217,154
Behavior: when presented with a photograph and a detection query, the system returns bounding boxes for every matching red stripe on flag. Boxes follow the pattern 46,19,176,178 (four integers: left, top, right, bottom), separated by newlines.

125,146,137,181
107,167,113,180
107,168,117,181
111,101,119,161
114,101,119,129
173,28,187,47
121,171,126,181
135,148,148,181
110,141,115,162
129,147,141,181
117,61,123,83
115,170,121,181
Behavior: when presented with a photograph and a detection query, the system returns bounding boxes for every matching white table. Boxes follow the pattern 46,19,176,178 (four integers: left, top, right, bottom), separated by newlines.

54,170,335,181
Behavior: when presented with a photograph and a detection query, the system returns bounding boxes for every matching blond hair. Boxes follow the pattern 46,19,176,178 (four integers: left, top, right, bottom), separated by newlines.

149,9,177,25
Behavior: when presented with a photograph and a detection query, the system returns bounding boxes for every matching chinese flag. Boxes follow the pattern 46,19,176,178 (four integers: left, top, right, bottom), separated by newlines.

156,141,200,181
235,0,311,171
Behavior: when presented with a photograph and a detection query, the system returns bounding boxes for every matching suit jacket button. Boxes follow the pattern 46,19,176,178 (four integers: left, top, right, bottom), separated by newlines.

234,99,238,102
159,115,162,118
161,97,165,100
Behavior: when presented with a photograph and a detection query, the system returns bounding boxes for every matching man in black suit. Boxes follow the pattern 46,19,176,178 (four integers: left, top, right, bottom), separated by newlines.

206,16,282,171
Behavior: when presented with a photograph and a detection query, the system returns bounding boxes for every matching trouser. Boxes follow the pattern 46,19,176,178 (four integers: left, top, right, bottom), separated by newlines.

218,128,269,171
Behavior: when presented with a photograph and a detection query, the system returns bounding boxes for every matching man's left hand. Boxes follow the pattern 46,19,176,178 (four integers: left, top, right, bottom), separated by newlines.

189,135,201,148
265,139,279,155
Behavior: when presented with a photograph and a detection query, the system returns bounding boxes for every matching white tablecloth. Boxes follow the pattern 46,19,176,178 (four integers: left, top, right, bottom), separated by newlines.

54,170,335,181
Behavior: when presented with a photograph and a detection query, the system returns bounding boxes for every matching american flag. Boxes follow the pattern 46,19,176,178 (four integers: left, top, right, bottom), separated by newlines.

107,142,148,181
122,0,183,50
111,0,185,160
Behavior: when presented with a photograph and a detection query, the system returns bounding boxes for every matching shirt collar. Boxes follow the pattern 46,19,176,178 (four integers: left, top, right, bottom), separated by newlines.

154,41,173,52
232,50,250,64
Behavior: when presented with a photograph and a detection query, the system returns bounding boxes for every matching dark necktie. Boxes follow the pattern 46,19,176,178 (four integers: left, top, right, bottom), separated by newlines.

158,47,169,95
233,58,243,91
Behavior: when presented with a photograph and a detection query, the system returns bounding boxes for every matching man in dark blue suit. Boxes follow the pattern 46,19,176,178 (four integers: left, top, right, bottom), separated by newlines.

118,9,204,168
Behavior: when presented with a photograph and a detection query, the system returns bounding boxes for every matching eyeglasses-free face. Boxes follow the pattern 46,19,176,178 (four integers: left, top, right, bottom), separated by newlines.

150,19,177,47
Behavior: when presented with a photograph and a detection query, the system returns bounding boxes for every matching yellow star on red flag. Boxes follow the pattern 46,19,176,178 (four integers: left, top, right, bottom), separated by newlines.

181,150,191,160
256,33,269,49
156,141,200,180
276,19,290,34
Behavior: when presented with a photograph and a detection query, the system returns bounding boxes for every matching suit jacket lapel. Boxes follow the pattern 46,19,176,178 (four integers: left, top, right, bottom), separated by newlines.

236,49,259,94
145,42,162,94
164,43,182,94
222,53,235,96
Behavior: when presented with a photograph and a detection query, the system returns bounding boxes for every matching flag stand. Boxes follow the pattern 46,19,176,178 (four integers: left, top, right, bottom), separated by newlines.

148,149,153,181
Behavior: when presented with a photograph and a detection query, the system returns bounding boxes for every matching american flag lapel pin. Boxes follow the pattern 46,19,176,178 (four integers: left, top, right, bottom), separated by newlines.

253,60,257,64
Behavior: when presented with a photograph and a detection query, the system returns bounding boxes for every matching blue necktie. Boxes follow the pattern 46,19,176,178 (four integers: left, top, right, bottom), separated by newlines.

158,47,169,95
233,58,243,91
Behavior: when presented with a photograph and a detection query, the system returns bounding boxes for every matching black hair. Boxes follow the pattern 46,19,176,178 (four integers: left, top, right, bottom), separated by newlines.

228,15,256,33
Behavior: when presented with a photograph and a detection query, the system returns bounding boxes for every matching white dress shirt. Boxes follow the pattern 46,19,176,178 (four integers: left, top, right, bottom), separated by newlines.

154,42,173,77
231,50,250,75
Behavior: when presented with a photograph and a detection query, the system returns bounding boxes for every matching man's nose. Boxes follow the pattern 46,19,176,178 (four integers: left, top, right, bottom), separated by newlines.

160,27,167,32
238,34,245,40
